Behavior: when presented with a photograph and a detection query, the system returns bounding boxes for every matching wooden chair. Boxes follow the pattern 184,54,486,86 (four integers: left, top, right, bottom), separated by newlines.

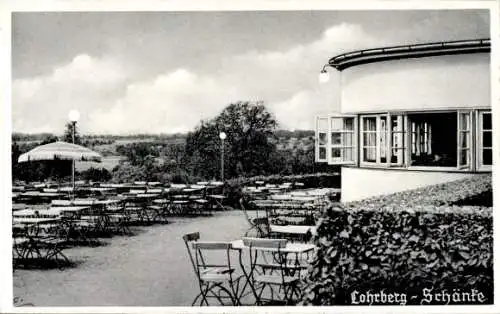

183,233,243,306
242,237,302,305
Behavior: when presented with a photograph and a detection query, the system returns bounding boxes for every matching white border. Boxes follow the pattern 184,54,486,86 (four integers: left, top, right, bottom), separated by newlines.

1,1,499,313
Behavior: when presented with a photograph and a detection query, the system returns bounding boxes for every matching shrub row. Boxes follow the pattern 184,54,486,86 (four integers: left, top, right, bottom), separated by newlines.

346,174,491,209
300,175,493,305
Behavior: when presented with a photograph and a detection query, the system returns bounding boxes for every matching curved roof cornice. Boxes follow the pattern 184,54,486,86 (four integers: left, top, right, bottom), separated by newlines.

328,38,490,71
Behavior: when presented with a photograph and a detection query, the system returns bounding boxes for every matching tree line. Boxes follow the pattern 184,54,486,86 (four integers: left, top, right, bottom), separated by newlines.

12,101,337,184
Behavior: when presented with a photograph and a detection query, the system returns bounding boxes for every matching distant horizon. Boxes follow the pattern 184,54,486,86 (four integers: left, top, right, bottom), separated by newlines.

11,128,315,138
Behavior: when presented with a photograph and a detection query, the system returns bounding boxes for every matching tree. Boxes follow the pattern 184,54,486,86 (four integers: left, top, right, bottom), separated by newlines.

80,167,112,182
184,101,278,180
116,142,159,166
62,122,82,144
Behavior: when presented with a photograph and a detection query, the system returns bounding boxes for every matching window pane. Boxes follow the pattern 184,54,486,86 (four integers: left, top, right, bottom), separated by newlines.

319,133,326,145
363,148,376,162
331,118,342,131
391,148,405,164
331,148,341,158
483,149,492,165
343,118,354,131
391,116,399,130
343,147,353,161
483,113,492,130
343,133,353,146
363,117,376,131
380,117,387,159
317,118,328,131
363,133,376,146
392,133,401,148
460,132,469,149
331,133,341,145
460,149,469,166
460,113,470,130
319,147,326,160
483,131,492,147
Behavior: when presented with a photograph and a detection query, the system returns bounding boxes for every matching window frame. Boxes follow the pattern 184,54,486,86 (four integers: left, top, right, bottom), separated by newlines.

315,116,329,162
360,113,406,167
457,110,472,169
477,110,492,171
389,113,407,167
327,114,357,165
360,114,381,165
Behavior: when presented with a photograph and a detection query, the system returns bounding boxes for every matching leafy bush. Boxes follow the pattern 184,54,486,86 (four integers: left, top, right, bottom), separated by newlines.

301,175,493,305
80,167,112,182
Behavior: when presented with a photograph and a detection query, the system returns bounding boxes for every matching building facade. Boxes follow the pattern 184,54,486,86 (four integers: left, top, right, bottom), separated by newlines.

316,39,491,202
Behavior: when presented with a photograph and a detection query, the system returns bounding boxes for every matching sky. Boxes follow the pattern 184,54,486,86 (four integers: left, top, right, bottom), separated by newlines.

11,9,490,135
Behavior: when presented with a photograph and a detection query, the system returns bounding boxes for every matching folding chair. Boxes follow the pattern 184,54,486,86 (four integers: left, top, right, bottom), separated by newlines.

242,237,302,305
239,198,269,238
183,232,243,306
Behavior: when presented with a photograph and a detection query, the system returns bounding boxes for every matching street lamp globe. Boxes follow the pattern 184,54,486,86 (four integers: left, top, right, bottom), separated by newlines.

319,69,330,83
219,132,227,140
68,109,80,123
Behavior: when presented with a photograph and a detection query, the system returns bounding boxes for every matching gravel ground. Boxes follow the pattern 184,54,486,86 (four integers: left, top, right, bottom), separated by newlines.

13,210,253,306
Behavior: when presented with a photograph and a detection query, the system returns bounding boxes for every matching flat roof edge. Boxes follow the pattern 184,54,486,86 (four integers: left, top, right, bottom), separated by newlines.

328,38,491,71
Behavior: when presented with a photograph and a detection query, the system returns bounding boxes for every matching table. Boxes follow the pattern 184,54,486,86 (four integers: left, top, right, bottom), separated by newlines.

231,239,315,254
231,239,315,305
52,206,89,214
12,217,69,268
13,217,61,224
122,194,160,224
208,194,227,211
269,225,317,239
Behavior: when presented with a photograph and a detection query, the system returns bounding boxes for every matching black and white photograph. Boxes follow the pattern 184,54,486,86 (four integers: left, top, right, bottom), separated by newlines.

1,0,498,312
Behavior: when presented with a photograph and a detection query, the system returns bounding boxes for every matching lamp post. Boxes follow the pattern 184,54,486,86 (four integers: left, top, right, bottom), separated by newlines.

219,132,227,181
68,109,80,194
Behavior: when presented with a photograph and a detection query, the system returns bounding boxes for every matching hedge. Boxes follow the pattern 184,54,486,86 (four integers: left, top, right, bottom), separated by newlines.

300,174,493,305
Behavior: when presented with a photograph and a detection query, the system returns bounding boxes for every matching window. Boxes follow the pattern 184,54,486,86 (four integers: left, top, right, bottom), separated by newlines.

408,112,457,167
361,116,377,163
315,115,356,164
316,109,490,172
390,115,406,166
457,111,471,169
315,117,328,162
478,110,492,169
329,115,356,164
360,114,405,165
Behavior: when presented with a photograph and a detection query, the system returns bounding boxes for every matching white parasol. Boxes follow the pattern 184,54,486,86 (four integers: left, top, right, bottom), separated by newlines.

18,141,102,163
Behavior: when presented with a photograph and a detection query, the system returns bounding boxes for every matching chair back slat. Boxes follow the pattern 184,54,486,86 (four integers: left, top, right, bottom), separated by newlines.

193,241,232,250
242,237,287,249
182,232,200,242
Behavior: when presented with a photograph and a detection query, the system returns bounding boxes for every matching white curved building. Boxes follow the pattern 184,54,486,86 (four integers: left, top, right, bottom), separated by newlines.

316,39,491,202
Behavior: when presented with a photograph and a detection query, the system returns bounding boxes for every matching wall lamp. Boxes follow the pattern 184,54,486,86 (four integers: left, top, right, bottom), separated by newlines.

319,64,331,83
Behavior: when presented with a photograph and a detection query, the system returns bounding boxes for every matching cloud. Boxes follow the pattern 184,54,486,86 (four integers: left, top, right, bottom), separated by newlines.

87,69,240,134
66,22,376,134
15,15,485,135
12,54,127,134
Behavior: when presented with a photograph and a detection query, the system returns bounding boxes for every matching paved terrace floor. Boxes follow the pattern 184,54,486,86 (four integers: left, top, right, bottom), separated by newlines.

13,211,254,306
